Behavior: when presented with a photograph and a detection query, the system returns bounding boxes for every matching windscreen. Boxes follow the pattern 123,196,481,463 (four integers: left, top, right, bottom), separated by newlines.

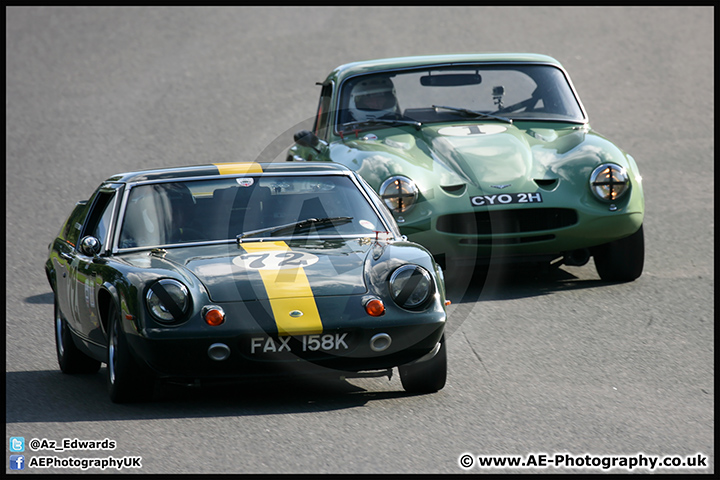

118,175,388,249
337,64,585,126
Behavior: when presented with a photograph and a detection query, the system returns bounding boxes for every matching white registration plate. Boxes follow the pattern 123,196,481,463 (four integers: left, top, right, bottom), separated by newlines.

470,192,543,206
250,333,349,355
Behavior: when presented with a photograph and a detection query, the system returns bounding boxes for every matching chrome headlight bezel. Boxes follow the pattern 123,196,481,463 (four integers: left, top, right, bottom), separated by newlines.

379,176,418,214
589,163,630,202
146,279,191,323
388,265,434,311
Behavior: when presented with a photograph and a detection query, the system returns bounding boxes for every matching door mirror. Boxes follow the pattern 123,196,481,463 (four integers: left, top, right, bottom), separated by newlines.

294,130,320,149
79,236,101,257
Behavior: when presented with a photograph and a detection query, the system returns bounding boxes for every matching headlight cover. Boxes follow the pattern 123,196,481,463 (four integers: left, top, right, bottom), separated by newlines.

389,265,433,310
380,176,418,213
590,164,630,202
146,279,191,323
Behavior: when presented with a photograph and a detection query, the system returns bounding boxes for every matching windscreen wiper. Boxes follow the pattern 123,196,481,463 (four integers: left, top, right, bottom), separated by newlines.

339,118,423,132
237,217,354,242
432,105,513,124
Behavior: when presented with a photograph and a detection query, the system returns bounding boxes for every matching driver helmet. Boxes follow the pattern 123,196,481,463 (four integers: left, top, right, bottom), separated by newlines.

349,77,399,122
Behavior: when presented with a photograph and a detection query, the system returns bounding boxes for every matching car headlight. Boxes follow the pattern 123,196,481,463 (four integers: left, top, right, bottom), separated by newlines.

380,176,418,213
146,279,191,323
389,265,433,310
590,164,630,202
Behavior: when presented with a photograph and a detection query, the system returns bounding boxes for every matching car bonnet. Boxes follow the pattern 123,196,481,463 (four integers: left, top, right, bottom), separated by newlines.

341,122,593,194
162,239,372,303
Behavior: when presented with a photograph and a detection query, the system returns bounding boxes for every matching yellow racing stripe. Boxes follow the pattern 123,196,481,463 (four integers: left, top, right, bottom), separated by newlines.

241,241,323,336
214,162,263,175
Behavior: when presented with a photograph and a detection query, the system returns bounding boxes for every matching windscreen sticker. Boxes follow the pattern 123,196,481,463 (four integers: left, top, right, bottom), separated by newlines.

438,124,507,136
359,220,375,230
214,162,263,175
236,178,254,187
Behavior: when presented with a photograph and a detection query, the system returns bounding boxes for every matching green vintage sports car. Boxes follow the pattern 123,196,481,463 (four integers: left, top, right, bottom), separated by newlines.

288,54,644,281
45,162,447,403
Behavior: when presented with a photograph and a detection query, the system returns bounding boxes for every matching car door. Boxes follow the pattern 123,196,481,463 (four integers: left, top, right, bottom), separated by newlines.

69,184,122,346
52,201,89,324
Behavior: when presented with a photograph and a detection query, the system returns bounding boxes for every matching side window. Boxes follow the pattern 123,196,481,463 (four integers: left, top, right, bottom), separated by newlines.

60,201,89,247
313,83,333,140
81,191,117,252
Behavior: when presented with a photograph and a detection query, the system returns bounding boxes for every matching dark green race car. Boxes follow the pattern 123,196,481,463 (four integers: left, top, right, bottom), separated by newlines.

288,54,644,282
46,162,447,403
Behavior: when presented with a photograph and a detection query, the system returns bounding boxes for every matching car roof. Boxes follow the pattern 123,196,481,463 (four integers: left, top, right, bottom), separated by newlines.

104,162,353,184
324,53,564,83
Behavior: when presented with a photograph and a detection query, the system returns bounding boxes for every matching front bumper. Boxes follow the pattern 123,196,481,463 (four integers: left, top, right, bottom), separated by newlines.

402,204,643,263
124,292,446,381
126,323,444,381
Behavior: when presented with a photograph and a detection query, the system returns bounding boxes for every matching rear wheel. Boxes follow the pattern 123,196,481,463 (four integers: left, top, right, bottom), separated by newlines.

55,297,101,374
592,225,645,282
107,302,154,403
399,335,447,393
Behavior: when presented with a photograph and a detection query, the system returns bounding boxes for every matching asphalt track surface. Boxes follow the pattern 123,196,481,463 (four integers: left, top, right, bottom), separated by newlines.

6,6,714,474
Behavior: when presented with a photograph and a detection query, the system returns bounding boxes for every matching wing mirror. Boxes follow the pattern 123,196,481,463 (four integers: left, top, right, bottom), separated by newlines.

293,130,327,153
294,130,320,148
79,235,101,257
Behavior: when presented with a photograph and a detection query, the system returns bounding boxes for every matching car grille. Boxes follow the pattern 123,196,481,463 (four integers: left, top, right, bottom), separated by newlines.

436,208,578,235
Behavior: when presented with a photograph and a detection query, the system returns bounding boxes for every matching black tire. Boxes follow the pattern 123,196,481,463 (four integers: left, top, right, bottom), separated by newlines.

399,335,447,393
55,297,101,374
592,225,645,282
107,302,154,403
